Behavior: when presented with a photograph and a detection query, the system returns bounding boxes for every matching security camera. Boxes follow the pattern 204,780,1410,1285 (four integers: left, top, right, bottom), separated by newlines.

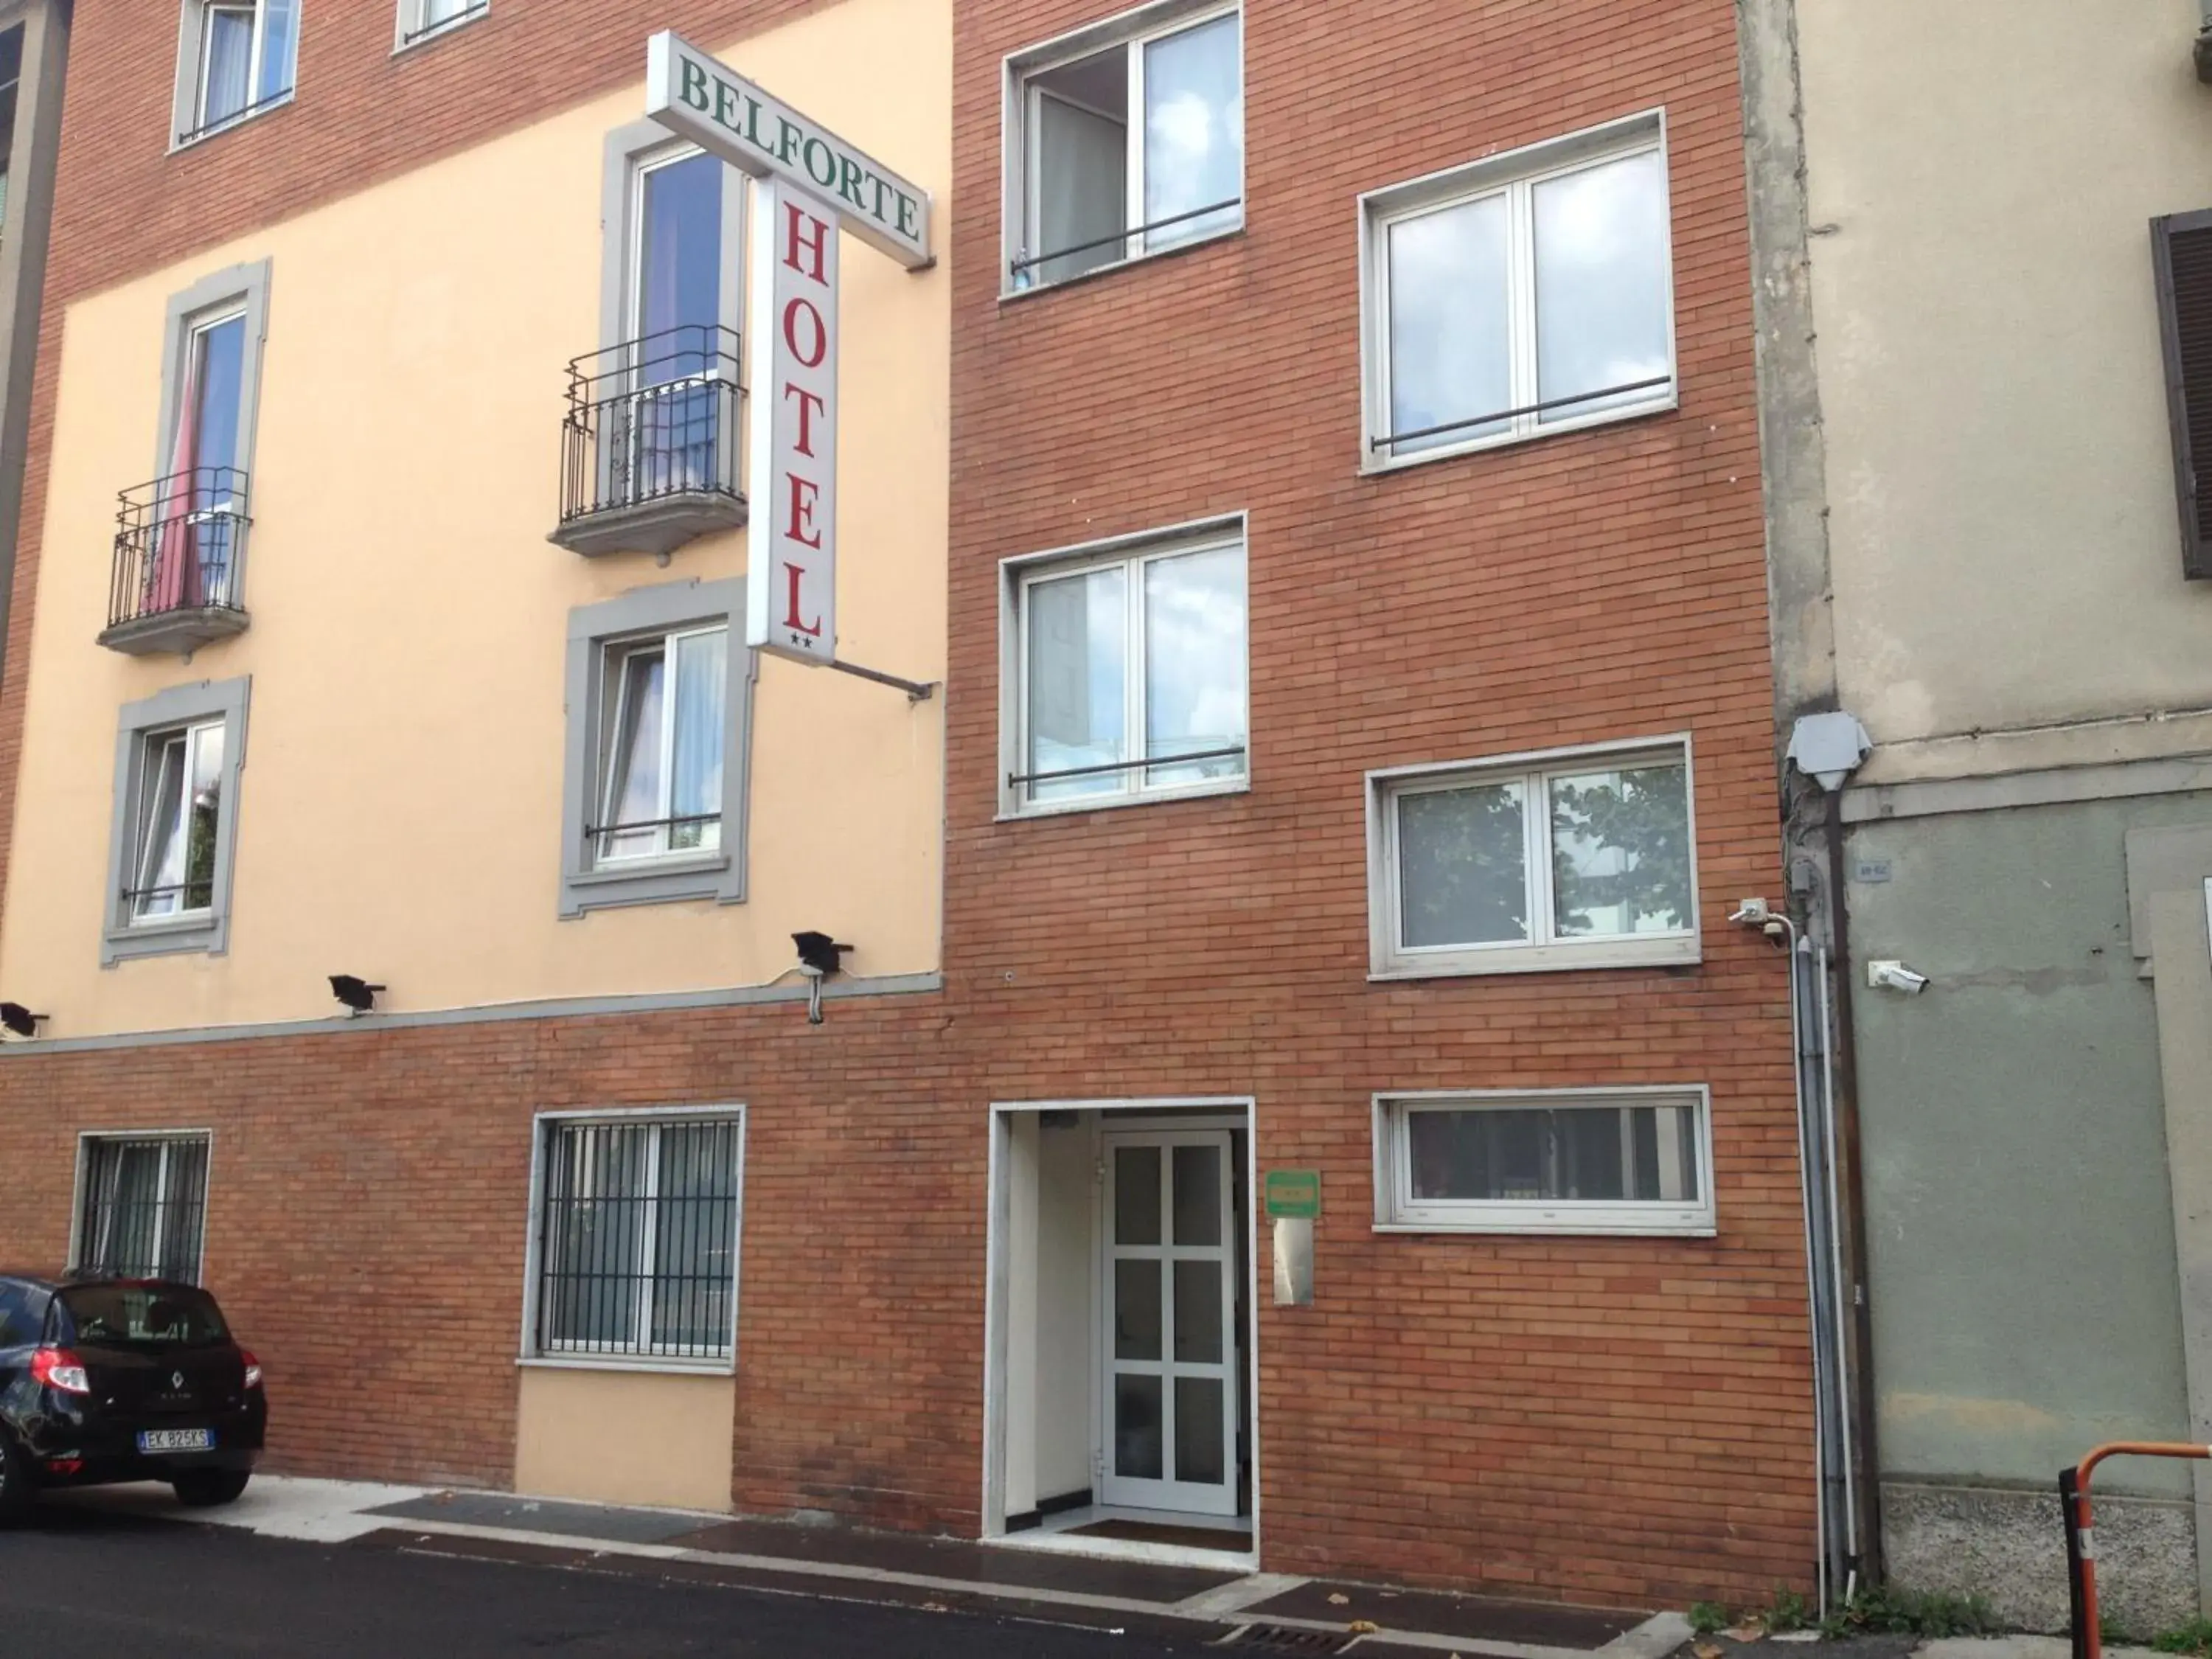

1866,960,1929,995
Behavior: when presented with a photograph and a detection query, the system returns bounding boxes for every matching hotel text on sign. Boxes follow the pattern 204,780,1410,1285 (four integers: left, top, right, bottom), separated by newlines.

645,30,931,269
746,181,838,664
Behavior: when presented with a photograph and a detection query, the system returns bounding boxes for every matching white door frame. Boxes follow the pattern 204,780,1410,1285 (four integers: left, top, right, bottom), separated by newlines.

981,1097,1259,1551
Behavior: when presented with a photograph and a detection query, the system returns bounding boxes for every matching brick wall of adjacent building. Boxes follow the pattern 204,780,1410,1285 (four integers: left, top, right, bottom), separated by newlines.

937,0,1812,1607
0,994,978,1520
0,0,1817,1613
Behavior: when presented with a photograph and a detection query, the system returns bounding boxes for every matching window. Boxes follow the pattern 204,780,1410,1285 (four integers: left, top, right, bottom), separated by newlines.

102,678,250,965
131,720,226,922
1367,737,1697,978
74,1134,212,1282
526,1113,744,1366
554,122,748,554
594,625,728,865
1006,521,1248,813
0,1282,45,1349
396,0,485,50
2153,209,2212,580
1374,1088,1712,1235
560,580,750,916
175,0,298,146
1361,114,1674,470
1006,1,1242,291
107,262,272,652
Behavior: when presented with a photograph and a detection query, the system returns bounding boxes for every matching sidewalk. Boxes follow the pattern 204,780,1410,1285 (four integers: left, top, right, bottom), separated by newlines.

46,1475,1688,1657
44,1478,2154,1659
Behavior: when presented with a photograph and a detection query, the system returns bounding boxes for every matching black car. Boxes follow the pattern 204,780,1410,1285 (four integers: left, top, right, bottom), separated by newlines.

0,1273,266,1522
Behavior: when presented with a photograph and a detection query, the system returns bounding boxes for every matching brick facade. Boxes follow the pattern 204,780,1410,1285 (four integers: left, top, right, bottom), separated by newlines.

0,0,1815,1610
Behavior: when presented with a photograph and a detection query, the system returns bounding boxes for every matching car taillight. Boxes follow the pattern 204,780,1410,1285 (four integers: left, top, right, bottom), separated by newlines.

30,1347,89,1396
241,1350,262,1391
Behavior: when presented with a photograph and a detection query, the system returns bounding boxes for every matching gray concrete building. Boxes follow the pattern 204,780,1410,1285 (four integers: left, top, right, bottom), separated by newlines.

1742,0,2212,1631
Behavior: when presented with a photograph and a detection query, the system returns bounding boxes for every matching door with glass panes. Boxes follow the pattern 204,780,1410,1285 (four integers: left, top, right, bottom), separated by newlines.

1100,1132,1239,1514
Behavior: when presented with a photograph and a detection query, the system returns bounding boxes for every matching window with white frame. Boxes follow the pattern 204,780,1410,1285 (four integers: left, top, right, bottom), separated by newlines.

397,0,485,49
529,1114,743,1364
592,624,728,866
74,1134,212,1282
103,678,250,966
559,580,748,917
1374,1088,1711,1234
1362,114,1674,468
175,0,299,145
1006,1,1242,291
1009,524,1248,811
1368,738,1697,977
129,720,226,923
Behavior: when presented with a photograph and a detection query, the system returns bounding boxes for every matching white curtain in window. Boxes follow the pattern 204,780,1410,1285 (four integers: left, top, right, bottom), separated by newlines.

201,5,254,124
1037,94,1125,285
1027,566,1125,801
667,630,726,854
599,647,667,862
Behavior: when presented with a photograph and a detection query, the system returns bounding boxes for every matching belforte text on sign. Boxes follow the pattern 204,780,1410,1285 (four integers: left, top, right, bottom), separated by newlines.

746,180,838,665
645,30,931,269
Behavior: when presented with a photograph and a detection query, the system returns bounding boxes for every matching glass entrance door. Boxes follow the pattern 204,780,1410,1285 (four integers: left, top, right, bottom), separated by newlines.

1100,1131,1239,1515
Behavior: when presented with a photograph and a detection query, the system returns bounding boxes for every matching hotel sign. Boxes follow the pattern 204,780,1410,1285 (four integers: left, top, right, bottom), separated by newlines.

746,181,838,666
644,31,932,269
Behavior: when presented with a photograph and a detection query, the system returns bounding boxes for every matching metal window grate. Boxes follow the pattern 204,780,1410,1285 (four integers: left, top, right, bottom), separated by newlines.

75,1136,210,1284
535,1119,741,1362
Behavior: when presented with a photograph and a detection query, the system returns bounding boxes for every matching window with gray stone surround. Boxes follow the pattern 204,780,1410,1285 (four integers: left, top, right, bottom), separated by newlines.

102,676,250,967
559,579,752,917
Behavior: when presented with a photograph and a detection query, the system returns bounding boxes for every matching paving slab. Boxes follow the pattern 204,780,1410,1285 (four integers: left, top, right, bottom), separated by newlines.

1246,1581,1644,1649
358,1526,1204,1642
668,1514,1247,1601
365,1491,713,1545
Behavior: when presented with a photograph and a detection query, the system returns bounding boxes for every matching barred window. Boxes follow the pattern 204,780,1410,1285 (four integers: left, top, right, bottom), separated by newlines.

74,1135,211,1283
532,1116,742,1363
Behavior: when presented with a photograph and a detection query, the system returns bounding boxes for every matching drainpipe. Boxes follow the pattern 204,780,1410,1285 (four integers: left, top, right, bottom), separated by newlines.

1781,713,1881,1598
1818,790,1885,1587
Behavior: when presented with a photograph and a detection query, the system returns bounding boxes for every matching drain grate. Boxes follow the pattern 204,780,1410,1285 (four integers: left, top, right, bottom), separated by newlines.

1214,1626,1354,1654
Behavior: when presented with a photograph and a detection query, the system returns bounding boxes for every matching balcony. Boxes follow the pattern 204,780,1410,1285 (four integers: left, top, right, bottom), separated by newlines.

550,325,746,559
98,467,251,655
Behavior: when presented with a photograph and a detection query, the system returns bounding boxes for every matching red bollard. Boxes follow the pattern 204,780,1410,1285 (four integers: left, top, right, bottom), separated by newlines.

2062,1442,2212,1659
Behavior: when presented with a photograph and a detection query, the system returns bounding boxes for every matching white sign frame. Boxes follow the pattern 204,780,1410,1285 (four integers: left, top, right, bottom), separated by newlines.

646,30,932,269
746,180,839,665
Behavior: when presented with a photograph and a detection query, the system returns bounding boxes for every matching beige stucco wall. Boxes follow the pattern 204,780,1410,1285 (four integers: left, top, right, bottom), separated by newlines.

1797,0,2212,781
0,0,950,1036
514,1366,736,1512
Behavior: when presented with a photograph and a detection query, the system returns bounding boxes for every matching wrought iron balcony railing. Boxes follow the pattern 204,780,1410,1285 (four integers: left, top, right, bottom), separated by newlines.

551,324,746,558
98,466,251,655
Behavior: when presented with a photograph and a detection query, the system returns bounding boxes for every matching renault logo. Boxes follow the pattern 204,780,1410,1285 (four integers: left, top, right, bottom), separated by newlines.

172,1371,184,1390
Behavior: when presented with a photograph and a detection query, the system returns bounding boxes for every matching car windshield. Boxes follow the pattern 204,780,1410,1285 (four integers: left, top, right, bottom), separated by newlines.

57,1284,229,1349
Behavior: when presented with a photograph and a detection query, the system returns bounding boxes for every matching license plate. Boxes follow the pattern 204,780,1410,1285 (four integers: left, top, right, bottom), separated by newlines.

136,1429,213,1454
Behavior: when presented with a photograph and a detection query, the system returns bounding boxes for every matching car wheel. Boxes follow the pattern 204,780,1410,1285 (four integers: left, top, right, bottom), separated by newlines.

0,1429,35,1526
171,1469,250,1508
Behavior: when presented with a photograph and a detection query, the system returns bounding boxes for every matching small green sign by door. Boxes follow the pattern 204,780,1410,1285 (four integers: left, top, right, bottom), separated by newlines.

1264,1169,1321,1220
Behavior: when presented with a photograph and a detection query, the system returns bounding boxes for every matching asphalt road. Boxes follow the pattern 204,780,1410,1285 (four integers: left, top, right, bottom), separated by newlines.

0,1503,1216,1658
